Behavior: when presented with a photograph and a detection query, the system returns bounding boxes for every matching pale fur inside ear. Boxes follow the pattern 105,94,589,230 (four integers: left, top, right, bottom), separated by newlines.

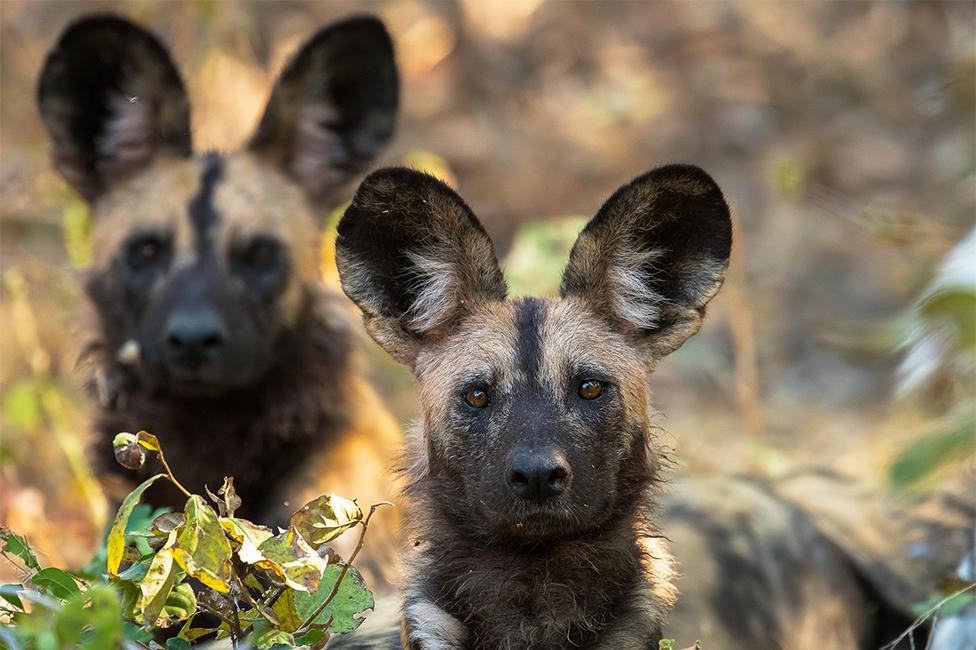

100,92,155,170
291,103,346,196
403,248,462,332
606,239,670,331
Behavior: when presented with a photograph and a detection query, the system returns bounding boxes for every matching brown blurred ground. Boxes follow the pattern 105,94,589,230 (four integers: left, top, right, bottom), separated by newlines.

0,0,973,573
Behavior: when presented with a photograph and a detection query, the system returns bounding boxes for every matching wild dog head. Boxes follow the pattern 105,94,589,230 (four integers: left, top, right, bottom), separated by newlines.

336,166,731,541
37,15,398,397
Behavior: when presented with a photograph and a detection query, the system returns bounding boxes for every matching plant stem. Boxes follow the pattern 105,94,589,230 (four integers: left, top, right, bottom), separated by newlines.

295,502,391,635
157,447,192,498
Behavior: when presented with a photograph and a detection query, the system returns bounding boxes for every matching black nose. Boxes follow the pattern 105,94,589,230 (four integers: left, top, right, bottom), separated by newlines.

507,448,571,502
164,310,226,364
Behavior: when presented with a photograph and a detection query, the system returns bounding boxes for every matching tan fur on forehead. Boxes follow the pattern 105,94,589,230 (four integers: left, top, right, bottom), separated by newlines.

540,297,648,398
90,156,199,267
414,300,517,425
214,153,320,278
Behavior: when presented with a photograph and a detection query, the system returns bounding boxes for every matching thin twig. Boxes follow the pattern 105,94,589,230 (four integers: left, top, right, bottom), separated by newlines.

157,447,192,498
295,502,391,635
880,582,976,650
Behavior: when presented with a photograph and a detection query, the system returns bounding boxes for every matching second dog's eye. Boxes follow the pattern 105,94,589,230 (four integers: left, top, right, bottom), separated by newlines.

464,388,490,409
127,235,169,269
241,238,280,271
578,379,604,400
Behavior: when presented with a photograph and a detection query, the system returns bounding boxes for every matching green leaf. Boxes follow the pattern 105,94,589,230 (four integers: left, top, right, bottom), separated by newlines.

137,543,178,627
171,495,233,592
270,589,304,633
1,528,40,570
294,629,327,648
123,621,153,643
0,583,24,611
290,494,363,546
294,563,374,635
659,641,675,650
107,474,166,576
244,527,328,592
55,584,123,649
157,583,197,627
889,410,976,488
31,568,81,600
2,380,41,432
62,197,93,269
252,628,296,649
167,638,194,650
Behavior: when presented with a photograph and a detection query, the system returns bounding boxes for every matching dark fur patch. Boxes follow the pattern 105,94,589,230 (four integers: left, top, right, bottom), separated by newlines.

188,153,223,253
514,297,543,381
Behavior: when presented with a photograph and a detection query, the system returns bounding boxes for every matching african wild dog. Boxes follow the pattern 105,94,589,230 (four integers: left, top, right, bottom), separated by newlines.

36,14,401,567
335,165,733,648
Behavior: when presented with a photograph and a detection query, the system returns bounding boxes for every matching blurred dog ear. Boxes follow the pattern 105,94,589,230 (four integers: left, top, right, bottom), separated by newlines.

249,15,399,206
336,168,507,365
561,164,732,359
37,15,192,202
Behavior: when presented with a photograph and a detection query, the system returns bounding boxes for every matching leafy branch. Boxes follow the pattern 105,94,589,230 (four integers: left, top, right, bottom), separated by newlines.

1,431,387,649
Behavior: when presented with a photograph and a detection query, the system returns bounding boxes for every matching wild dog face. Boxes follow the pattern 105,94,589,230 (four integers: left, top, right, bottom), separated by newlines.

37,15,398,397
337,166,731,542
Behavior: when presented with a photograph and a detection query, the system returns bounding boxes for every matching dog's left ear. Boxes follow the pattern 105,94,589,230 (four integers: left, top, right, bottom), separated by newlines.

249,15,398,205
561,164,732,359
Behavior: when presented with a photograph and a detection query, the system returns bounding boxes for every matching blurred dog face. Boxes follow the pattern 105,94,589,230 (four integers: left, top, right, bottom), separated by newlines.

37,15,398,396
336,166,732,541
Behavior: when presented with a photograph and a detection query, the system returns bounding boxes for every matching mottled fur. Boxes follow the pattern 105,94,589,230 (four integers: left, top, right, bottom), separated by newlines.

37,14,402,579
336,166,732,648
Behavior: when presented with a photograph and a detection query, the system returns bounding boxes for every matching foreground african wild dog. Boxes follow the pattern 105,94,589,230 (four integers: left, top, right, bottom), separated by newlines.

36,14,401,559
335,165,733,648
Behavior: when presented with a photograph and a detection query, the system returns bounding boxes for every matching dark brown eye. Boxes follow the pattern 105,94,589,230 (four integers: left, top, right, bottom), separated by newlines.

464,388,490,409
127,236,167,268
243,239,278,270
578,379,604,400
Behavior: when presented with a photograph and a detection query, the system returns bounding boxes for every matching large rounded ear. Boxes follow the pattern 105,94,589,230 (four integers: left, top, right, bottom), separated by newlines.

561,164,732,359
37,15,192,202
336,168,507,365
249,15,399,206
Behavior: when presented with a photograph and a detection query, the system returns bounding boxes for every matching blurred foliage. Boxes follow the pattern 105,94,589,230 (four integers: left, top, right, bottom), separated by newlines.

0,433,386,649
888,231,976,490
503,217,586,297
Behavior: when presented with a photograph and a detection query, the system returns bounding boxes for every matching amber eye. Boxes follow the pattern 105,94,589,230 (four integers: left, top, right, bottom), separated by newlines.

578,379,604,400
464,388,490,409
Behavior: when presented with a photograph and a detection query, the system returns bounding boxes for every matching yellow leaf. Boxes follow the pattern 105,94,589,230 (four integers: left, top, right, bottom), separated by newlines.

137,538,177,627
171,496,233,593
107,474,166,577
240,527,328,592
291,494,363,546
136,430,161,452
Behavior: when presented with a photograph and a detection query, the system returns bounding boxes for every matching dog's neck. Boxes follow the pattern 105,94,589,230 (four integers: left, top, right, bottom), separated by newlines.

403,434,672,648
88,290,355,516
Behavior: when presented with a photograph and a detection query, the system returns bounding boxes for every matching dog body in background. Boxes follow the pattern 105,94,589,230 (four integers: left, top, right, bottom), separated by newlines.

36,15,401,561
336,165,733,648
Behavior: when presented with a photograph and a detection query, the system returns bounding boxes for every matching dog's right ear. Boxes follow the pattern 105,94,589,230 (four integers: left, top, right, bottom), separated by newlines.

336,168,507,365
37,15,191,202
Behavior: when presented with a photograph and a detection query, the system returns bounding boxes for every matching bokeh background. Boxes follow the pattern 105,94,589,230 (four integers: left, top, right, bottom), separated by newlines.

1,0,973,577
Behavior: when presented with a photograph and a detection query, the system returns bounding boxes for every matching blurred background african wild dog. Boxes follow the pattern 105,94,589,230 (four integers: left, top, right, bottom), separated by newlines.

1,1,973,647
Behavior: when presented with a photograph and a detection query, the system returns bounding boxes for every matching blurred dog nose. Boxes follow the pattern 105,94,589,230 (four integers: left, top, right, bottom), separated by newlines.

508,448,571,502
164,310,226,364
